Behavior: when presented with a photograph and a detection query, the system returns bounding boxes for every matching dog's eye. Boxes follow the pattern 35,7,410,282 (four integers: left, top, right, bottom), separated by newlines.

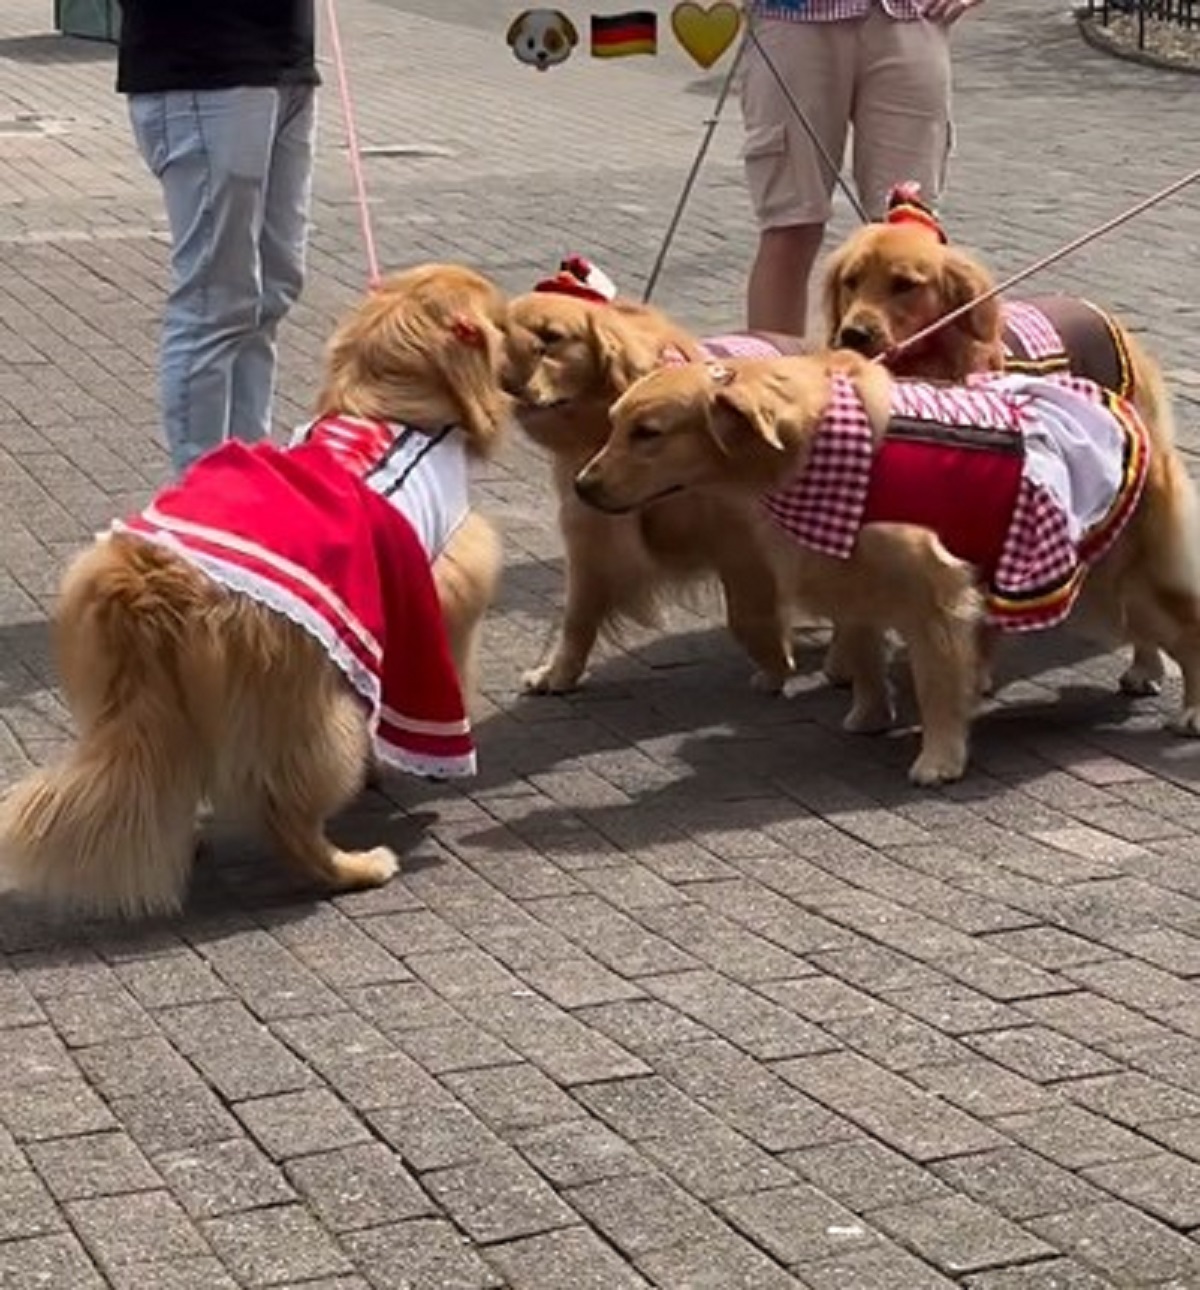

842,273,861,293
890,274,921,294
537,327,564,346
629,424,661,444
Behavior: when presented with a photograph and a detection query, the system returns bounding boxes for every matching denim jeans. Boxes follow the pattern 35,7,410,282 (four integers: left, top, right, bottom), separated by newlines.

129,85,316,475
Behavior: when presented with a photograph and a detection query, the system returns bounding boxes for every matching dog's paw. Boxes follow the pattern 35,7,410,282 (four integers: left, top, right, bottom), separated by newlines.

356,845,400,886
1167,707,1200,737
1119,665,1164,697
750,666,792,695
907,746,968,787
521,662,579,695
842,698,895,734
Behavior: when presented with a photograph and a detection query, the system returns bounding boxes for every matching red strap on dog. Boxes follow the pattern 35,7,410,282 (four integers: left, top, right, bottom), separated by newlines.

885,182,947,244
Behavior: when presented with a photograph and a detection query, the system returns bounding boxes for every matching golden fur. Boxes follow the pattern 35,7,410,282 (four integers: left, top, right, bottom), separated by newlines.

821,222,1176,696
0,264,509,918
501,290,801,693
576,354,1200,785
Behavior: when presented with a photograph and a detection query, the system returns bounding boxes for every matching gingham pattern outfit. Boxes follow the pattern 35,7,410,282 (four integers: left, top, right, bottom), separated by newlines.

750,0,927,23
659,334,787,368
1001,301,1065,363
763,373,1149,631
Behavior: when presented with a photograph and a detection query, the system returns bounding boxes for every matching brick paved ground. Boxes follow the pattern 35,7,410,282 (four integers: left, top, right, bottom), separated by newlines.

0,1,1199,1286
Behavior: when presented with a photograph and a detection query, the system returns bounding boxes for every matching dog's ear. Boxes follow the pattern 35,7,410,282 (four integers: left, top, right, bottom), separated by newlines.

505,10,531,44
560,13,580,45
438,311,508,456
819,242,852,346
587,309,657,395
710,368,786,453
940,247,1001,343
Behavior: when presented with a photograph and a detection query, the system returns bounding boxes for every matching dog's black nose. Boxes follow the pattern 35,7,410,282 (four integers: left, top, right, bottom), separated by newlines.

837,324,877,354
574,473,601,505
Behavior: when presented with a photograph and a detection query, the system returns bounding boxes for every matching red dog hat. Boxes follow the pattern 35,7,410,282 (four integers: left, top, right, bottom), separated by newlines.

533,255,618,304
885,182,947,244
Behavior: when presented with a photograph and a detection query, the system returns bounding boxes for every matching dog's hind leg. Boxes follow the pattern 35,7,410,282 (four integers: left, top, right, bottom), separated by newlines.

1119,642,1166,696
252,678,398,892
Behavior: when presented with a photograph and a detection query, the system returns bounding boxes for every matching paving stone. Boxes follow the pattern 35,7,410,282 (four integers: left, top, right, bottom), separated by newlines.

825,1008,970,1071
512,1119,653,1188
104,1258,241,1290
398,1019,520,1074
566,1170,730,1259
424,1148,578,1243
4,1023,77,1085
992,1105,1157,1170
525,895,699,978
652,1040,852,1152
203,1204,354,1285
717,1183,878,1265
66,1190,207,1270
1064,959,1197,1014
759,977,887,1023
369,1102,506,1173
907,1057,1060,1118
573,998,712,1058
0,1167,65,1240
0,1080,117,1143
76,1035,199,1098
780,1137,952,1212
157,1001,318,1100
442,1062,585,1135
1029,1201,1200,1285
980,928,1114,971
775,1051,1004,1161
487,1225,652,1289
1062,1070,1200,1127
965,1027,1120,1083
234,1088,372,1160
455,990,649,1085
285,1142,433,1232
1143,1116,1200,1164
115,952,231,1009
195,928,343,1019
635,1230,805,1289
273,906,414,987
27,1132,160,1201
0,1233,105,1289
962,1261,1114,1289
641,969,836,1060
157,1137,297,1218
344,1219,503,1289
1014,991,1167,1050
518,956,646,1010
108,1084,241,1156
40,988,156,1048
932,1147,1105,1221
1081,1151,1200,1229
798,1242,959,1290
871,1193,1053,1276
343,980,461,1034
638,1119,796,1201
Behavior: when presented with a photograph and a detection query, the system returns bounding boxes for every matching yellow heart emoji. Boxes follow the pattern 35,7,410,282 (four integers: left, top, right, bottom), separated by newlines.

671,1,742,70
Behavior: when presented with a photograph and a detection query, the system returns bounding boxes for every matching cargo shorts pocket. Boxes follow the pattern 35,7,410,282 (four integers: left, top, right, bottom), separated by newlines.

740,121,788,164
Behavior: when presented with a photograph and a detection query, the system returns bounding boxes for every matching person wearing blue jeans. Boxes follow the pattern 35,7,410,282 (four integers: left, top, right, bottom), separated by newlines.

118,2,318,476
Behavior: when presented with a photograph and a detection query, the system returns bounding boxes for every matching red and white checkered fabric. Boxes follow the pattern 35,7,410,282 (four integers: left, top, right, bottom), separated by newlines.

762,372,1149,633
762,375,875,559
751,0,926,23
700,334,786,361
1001,301,1064,362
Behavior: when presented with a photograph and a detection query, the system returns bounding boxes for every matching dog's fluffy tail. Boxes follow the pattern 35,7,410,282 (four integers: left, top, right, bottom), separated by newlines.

0,536,207,918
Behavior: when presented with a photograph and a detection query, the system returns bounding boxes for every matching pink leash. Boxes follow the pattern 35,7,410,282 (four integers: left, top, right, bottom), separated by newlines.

323,0,382,290
880,165,1200,367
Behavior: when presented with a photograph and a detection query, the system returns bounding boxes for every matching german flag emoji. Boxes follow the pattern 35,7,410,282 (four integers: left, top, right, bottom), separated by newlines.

590,11,658,58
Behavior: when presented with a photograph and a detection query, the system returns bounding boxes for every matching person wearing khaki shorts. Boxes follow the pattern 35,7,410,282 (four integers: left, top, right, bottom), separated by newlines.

741,0,981,335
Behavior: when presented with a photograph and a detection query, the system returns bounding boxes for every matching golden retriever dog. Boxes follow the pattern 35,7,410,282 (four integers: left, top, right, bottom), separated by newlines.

0,264,508,918
502,277,809,694
575,353,1200,785
821,205,1176,696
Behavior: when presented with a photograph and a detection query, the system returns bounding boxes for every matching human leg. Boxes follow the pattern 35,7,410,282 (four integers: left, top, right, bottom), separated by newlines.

740,19,854,333
128,88,281,474
851,11,953,220
230,83,317,444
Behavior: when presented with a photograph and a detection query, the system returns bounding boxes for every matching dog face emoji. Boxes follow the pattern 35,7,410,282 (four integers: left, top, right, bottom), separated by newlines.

506,9,579,70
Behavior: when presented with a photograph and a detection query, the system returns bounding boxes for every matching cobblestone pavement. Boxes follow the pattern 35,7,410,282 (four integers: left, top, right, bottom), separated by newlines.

0,1,1199,1286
